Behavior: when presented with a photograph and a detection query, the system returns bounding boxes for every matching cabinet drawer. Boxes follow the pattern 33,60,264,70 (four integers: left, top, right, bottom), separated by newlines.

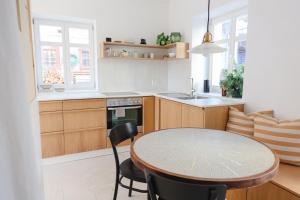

63,99,106,110
41,132,64,158
39,101,62,112
64,128,107,154
40,111,63,133
63,108,106,131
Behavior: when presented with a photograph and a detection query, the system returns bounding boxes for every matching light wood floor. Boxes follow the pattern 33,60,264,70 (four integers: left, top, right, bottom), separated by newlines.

43,152,147,200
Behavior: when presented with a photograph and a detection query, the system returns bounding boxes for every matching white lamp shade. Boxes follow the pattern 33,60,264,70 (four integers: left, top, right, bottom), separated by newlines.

189,42,227,56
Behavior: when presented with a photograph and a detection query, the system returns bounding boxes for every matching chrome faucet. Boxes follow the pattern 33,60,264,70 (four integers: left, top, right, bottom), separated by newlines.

189,77,196,97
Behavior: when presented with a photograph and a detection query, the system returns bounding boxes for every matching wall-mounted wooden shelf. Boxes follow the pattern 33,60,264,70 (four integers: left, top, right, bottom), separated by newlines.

100,41,189,61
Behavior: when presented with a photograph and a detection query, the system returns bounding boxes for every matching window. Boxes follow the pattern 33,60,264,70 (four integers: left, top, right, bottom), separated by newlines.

210,9,248,90
34,18,97,91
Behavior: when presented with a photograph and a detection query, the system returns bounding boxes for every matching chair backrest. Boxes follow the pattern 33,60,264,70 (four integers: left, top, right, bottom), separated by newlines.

109,122,138,147
109,122,138,171
145,170,227,200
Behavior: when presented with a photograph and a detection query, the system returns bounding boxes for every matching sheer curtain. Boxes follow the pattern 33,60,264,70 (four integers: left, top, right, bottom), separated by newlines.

0,0,43,199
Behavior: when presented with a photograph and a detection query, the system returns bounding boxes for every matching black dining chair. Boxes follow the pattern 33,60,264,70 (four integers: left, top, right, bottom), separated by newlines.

109,122,148,200
145,170,227,200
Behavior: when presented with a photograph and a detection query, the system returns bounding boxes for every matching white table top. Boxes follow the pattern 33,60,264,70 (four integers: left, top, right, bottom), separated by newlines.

132,128,278,188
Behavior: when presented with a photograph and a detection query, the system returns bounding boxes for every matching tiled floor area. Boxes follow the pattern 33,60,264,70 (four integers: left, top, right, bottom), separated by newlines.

43,151,147,200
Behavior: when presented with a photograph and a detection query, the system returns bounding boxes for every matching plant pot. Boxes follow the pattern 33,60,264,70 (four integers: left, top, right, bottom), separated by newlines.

221,87,227,97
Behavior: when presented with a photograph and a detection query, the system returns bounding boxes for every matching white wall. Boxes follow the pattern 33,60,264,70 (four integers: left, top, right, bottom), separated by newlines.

0,1,43,200
244,0,300,119
31,0,170,92
168,0,236,93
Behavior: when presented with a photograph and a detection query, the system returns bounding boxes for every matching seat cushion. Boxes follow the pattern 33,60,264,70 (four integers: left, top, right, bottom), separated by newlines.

254,115,300,166
120,158,146,183
226,107,273,136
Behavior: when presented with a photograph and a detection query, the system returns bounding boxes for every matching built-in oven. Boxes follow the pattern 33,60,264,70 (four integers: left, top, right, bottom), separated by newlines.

107,97,143,133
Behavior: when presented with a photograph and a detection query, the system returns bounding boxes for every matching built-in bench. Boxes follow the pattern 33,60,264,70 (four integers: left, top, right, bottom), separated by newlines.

272,164,300,198
247,164,300,200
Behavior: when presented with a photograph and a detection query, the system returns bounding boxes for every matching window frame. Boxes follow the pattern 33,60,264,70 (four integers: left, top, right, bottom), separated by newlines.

33,16,98,92
209,8,248,92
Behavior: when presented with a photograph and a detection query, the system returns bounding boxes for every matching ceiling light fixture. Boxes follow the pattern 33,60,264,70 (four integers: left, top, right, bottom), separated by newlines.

189,0,227,56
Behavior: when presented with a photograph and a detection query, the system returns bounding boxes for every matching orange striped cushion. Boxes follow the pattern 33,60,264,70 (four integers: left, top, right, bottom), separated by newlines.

226,107,273,136
254,115,300,166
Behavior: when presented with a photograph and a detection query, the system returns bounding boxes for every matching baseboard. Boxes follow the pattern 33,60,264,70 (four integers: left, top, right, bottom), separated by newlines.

42,146,130,166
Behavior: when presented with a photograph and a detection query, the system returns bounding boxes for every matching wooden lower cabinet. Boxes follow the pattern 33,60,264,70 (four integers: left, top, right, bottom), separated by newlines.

41,132,64,158
247,183,300,200
158,98,244,130
64,128,107,154
226,189,247,200
143,97,155,134
63,108,106,131
40,111,63,133
181,104,204,128
160,99,182,129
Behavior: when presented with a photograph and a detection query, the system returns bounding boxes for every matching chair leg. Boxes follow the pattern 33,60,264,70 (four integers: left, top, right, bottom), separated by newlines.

113,175,119,200
128,179,133,197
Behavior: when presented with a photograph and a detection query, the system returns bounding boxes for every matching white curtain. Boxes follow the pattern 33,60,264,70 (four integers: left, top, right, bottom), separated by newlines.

0,0,44,200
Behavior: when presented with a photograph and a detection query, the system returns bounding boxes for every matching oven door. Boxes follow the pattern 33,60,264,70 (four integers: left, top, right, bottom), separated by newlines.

107,105,143,131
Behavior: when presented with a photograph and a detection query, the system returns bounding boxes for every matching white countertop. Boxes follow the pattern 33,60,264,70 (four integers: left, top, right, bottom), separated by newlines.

36,91,244,108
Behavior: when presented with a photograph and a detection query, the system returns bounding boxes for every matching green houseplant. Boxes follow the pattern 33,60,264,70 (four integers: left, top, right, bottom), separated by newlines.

220,65,244,98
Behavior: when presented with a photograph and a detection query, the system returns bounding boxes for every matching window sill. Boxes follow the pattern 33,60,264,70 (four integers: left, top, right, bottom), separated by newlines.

36,90,102,101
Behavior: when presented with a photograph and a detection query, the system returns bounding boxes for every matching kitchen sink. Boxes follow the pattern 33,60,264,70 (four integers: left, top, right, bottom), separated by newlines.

176,96,207,100
157,93,191,98
157,93,207,100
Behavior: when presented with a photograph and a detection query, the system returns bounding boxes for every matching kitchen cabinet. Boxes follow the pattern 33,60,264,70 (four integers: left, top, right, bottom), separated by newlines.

158,98,244,130
41,132,64,158
143,96,155,134
39,99,107,158
40,111,63,133
39,101,64,158
160,99,182,129
63,99,107,154
181,104,204,128
64,128,107,154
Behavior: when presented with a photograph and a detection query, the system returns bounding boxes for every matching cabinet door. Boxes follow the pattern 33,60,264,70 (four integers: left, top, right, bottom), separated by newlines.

160,99,182,129
226,189,247,200
247,183,300,200
181,104,204,128
143,97,155,134
63,108,106,131
64,128,107,154
41,132,64,158
204,106,229,130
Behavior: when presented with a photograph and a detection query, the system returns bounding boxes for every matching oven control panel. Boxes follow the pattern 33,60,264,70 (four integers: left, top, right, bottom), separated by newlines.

107,97,143,107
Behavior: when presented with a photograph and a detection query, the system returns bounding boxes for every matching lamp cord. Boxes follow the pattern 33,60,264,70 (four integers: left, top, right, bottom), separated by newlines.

207,0,211,33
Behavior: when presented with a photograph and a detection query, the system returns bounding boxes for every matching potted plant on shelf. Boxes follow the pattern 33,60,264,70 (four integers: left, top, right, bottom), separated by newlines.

220,65,244,98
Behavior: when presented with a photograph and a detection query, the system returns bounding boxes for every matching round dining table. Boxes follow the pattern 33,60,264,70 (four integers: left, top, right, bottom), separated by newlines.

131,128,279,189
